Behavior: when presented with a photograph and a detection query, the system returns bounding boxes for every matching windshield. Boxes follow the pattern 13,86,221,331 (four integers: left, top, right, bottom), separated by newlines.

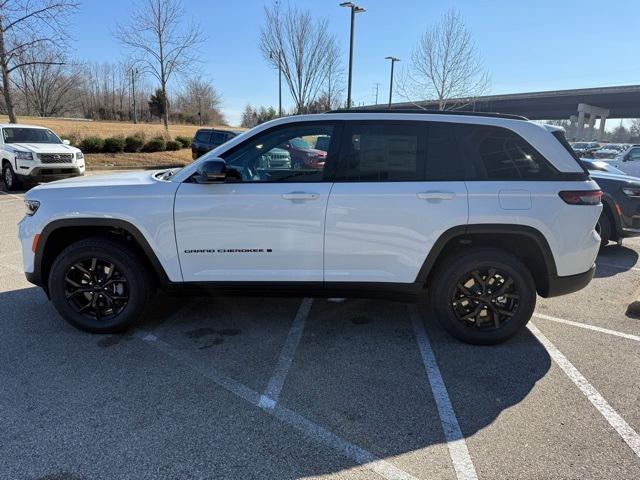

573,142,588,148
2,127,62,144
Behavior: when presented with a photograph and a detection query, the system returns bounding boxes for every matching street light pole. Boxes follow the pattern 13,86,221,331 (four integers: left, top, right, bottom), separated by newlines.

271,50,283,117
131,68,137,124
340,2,365,109
385,56,400,109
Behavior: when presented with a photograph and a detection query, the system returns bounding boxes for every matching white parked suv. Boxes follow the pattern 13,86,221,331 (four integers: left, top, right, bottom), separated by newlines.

18,111,602,344
1,124,85,190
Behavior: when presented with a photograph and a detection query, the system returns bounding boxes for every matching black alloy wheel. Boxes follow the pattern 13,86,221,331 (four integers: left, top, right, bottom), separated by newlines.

451,268,520,330
64,257,129,321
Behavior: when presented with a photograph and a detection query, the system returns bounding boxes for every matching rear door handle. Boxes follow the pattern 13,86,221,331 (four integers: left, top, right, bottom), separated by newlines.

282,192,320,201
417,191,456,200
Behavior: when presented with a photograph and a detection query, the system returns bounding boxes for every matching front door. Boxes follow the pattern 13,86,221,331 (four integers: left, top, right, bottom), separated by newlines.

174,121,339,282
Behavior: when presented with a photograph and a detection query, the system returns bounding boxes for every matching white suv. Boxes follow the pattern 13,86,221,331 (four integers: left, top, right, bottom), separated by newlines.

18,111,602,344
1,124,85,190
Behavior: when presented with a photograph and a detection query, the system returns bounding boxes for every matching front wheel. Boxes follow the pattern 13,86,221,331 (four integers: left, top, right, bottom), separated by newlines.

49,237,154,333
429,247,536,345
2,163,22,191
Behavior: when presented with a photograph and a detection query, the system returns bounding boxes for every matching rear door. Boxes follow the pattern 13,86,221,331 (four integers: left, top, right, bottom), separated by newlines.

324,121,469,284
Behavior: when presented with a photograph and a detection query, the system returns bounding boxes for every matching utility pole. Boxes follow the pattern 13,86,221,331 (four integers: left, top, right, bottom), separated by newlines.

340,2,365,109
198,97,202,126
270,50,283,117
131,68,137,124
373,83,380,104
385,56,400,109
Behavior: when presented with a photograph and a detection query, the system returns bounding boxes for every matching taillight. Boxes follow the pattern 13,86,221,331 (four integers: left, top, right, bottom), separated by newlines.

558,190,602,205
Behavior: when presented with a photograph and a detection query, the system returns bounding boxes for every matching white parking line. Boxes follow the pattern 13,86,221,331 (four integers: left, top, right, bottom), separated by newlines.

529,323,640,458
534,313,640,342
258,298,313,410
409,307,478,480
139,331,417,480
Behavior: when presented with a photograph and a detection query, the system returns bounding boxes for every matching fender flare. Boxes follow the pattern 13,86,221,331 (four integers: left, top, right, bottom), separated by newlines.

32,218,171,288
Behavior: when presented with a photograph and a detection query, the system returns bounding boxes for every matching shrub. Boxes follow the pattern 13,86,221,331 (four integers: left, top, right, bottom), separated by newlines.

60,133,79,146
166,140,181,151
124,135,145,153
175,135,192,148
142,136,166,152
79,136,104,153
103,136,126,153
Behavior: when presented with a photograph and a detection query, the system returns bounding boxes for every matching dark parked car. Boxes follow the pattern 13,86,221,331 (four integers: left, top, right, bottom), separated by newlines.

192,129,242,159
582,158,640,247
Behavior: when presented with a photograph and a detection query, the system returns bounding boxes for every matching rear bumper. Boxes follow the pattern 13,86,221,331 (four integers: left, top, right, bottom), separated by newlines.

17,166,83,183
542,264,595,298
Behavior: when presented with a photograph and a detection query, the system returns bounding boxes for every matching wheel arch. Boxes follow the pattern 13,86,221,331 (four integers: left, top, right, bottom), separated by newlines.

33,218,170,292
417,224,558,297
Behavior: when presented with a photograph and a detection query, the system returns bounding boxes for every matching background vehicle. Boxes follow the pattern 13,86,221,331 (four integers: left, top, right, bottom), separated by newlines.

1,124,85,191
257,147,291,169
278,136,327,169
191,129,242,159
571,141,601,157
19,111,601,345
593,143,627,159
607,146,640,177
581,159,640,247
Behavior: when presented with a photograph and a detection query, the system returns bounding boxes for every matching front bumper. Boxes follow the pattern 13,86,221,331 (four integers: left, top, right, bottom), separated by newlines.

542,264,596,298
17,166,83,183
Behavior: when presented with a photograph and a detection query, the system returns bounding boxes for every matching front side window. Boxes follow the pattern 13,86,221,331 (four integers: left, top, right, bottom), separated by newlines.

195,131,211,142
2,128,61,144
221,123,335,182
456,124,556,179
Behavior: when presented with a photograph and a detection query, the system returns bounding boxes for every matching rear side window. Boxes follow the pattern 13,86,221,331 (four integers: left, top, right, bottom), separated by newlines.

211,132,228,145
425,122,466,180
456,124,556,179
338,122,426,182
195,130,211,142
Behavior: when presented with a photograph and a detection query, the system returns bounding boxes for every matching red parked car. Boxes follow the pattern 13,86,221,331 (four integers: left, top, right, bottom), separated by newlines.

279,137,327,169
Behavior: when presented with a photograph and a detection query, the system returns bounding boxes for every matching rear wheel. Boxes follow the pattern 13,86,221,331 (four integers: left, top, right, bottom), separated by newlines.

2,163,22,191
596,211,612,248
49,237,154,333
429,247,536,345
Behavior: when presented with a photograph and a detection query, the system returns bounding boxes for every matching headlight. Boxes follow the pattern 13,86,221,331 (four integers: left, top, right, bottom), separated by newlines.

622,186,640,197
15,151,33,161
24,200,40,216
76,151,84,160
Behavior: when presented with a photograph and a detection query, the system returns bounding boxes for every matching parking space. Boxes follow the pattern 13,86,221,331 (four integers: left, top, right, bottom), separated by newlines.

1,188,639,479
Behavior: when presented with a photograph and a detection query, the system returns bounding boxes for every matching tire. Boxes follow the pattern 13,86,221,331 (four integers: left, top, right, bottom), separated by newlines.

429,247,536,345
48,237,154,333
596,211,612,248
2,162,22,191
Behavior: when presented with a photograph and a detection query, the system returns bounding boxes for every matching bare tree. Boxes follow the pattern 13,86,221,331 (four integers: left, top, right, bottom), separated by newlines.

13,46,81,117
399,9,489,110
0,0,79,122
115,0,204,130
260,2,340,114
174,77,225,125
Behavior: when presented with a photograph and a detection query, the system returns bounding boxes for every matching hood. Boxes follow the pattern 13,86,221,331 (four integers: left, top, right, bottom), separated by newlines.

7,142,79,153
31,170,162,191
589,170,640,184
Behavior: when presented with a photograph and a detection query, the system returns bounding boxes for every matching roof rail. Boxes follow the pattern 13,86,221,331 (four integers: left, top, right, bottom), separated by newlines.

325,108,528,121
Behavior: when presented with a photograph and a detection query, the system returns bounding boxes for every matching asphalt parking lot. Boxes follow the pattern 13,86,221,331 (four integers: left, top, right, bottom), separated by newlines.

1,187,639,480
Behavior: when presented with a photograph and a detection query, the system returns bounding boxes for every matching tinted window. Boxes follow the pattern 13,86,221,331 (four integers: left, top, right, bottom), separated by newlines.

338,122,425,182
2,127,61,144
195,130,211,142
221,123,335,182
456,124,556,179
425,122,465,180
211,132,228,145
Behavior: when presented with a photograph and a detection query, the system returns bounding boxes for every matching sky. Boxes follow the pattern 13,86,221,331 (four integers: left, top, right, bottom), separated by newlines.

71,0,640,126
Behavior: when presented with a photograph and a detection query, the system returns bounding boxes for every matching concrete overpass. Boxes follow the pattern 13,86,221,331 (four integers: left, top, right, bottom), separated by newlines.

365,85,640,141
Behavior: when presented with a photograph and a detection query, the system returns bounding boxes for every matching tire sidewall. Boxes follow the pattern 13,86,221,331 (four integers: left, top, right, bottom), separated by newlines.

597,213,611,248
49,241,149,333
3,164,18,191
431,249,536,345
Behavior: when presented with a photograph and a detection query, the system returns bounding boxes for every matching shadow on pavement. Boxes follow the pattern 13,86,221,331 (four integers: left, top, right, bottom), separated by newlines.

0,287,552,479
595,244,639,278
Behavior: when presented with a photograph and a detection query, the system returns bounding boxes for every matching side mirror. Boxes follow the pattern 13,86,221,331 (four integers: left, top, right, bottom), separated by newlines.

196,158,227,183
62,139,71,145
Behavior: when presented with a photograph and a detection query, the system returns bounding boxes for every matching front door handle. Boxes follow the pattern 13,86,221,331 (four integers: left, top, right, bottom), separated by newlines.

282,192,320,201
417,191,456,200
